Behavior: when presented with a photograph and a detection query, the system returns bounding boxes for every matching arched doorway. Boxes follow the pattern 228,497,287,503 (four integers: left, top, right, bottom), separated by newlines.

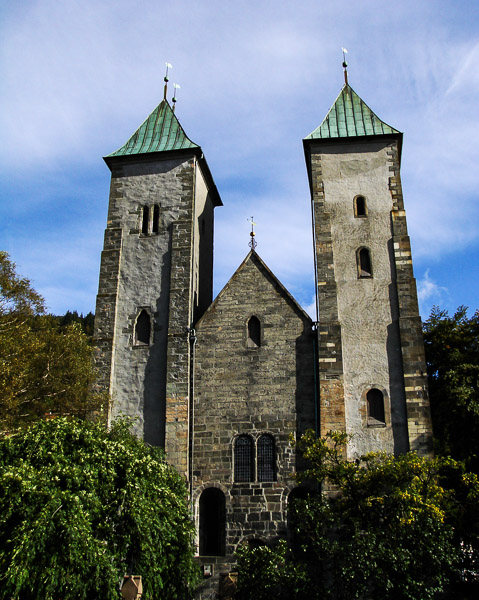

199,488,226,556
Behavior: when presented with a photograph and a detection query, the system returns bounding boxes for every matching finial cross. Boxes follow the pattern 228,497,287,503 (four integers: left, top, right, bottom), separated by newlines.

248,216,257,250
341,47,348,85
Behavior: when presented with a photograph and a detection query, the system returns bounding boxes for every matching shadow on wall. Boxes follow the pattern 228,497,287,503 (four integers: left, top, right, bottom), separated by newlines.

294,321,316,474
143,225,172,447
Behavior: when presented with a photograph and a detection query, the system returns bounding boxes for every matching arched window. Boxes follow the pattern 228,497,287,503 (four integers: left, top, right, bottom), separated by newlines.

234,435,254,482
357,247,373,278
134,310,151,346
367,389,385,425
199,488,226,556
257,434,275,482
354,195,367,217
152,205,160,234
141,206,149,235
247,316,261,348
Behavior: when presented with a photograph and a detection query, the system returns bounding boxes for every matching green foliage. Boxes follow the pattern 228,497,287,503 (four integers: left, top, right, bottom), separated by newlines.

235,540,308,600
293,431,467,599
0,252,105,428
237,431,479,600
423,306,479,469
52,310,96,339
0,417,199,599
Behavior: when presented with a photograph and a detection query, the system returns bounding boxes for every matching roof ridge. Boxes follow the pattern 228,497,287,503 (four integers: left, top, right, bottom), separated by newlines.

106,99,199,157
304,84,401,140
195,251,312,328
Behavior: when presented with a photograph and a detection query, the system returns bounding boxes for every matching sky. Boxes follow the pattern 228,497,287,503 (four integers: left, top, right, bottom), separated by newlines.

1,0,478,321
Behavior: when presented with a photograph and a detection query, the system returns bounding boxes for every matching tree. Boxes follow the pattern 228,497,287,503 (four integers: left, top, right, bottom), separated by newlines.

236,431,479,600
0,417,200,599
423,306,479,469
0,252,104,428
235,539,308,600
54,310,96,338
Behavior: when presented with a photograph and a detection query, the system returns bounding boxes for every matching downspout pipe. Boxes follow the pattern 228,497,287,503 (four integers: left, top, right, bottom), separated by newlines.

312,321,320,436
188,327,197,500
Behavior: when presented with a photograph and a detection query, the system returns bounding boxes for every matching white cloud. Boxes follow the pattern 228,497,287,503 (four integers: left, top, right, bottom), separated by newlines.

0,0,478,315
417,270,449,318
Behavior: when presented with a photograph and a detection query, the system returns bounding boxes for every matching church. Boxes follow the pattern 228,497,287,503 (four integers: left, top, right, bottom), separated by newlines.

93,73,433,590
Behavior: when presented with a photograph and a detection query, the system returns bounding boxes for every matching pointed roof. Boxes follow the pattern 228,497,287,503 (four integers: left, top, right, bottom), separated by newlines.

304,84,400,140
107,99,199,157
196,250,312,328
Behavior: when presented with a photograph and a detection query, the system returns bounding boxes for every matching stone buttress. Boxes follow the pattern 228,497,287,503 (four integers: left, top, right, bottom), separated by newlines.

303,84,433,456
94,99,222,474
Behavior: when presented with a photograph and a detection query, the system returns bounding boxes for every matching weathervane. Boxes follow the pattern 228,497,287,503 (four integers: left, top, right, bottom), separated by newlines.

247,216,257,250
164,62,172,100
172,83,181,112
341,47,348,85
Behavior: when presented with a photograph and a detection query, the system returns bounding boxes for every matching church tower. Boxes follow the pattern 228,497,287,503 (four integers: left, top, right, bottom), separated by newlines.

94,98,222,474
303,83,433,456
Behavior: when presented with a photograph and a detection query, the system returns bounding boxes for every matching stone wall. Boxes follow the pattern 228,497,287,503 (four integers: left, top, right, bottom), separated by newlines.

306,137,432,457
387,145,433,455
94,153,219,470
192,251,316,564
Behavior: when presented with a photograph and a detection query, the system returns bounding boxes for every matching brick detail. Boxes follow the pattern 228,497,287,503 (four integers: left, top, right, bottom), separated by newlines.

94,224,122,409
164,166,196,476
309,153,346,434
388,144,433,456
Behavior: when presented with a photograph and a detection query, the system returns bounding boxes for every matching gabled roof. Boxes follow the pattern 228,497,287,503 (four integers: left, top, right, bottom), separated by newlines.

304,84,400,140
196,250,312,328
106,99,199,157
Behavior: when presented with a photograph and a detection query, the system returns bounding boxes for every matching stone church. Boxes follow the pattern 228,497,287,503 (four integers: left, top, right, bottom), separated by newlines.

94,77,432,591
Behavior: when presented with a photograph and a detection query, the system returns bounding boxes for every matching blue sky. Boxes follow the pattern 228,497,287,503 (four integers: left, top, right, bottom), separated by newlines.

1,0,478,320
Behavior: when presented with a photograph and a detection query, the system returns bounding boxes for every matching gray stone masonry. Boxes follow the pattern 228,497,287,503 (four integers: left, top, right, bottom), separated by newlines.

94,153,219,473
304,136,432,457
308,152,347,437
387,144,433,455
192,251,316,562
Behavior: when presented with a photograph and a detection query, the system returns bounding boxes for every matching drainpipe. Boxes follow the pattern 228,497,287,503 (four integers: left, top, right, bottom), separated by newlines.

312,322,320,436
188,327,197,500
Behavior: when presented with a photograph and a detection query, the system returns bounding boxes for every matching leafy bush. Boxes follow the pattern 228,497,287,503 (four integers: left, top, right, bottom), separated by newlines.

0,417,199,599
236,431,479,599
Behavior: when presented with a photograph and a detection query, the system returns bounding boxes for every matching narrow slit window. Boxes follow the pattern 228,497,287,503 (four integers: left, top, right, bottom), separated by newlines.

354,195,367,217
247,316,261,348
257,434,275,482
358,248,373,278
152,205,159,234
135,310,151,346
141,206,149,235
234,435,254,482
367,389,386,425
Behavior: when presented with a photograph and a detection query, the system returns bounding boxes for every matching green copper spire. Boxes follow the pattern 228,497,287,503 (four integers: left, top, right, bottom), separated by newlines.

107,99,199,157
305,84,400,140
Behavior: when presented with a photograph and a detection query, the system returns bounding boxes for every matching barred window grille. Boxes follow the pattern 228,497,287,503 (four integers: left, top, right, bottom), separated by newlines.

258,435,275,482
234,435,254,482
